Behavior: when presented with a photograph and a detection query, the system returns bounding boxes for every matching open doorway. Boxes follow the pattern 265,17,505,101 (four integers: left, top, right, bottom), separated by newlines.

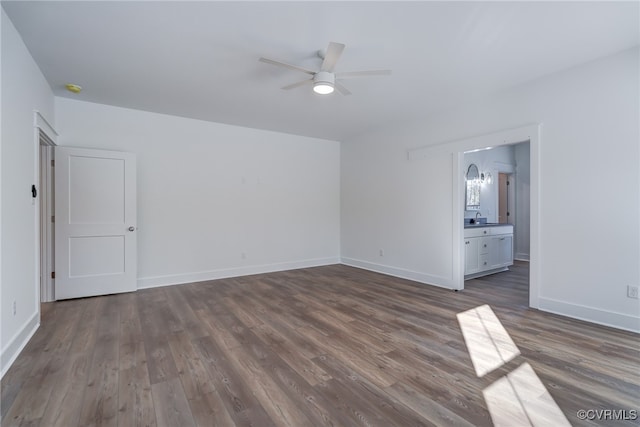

457,128,538,309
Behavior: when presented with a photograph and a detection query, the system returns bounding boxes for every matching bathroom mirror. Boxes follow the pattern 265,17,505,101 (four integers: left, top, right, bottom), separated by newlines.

466,164,481,210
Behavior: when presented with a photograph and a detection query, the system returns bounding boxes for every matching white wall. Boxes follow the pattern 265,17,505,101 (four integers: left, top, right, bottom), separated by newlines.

55,98,340,289
341,47,639,332
1,8,55,376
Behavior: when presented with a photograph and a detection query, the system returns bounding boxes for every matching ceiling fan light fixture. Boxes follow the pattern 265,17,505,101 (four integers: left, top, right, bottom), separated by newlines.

313,71,335,95
313,82,334,95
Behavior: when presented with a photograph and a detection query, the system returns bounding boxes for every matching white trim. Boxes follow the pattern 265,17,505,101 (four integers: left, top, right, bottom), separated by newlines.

0,9,3,381
34,110,58,136
407,123,539,160
529,125,541,309
452,152,464,290
1,313,40,379
538,297,640,333
34,112,58,305
340,257,455,289
39,143,55,302
137,257,340,289
515,253,530,262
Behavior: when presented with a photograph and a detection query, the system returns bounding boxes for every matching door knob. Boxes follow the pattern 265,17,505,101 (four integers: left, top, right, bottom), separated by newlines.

128,226,135,232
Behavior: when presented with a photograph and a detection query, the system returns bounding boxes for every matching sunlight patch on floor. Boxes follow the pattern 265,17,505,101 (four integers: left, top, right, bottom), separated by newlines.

457,304,520,377
458,305,570,426
483,363,571,426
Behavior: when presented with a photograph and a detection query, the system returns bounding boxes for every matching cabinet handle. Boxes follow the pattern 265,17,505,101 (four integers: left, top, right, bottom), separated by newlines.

465,241,469,245
500,237,505,241
483,230,487,234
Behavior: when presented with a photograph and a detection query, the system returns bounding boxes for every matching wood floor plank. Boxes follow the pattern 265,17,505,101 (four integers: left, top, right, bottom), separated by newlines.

77,295,120,427
117,341,156,427
385,381,478,427
167,332,216,400
194,336,277,427
2,262,638,427
296,324,398,388
228,346,316,427
39,351,91,427
187,390,236,427
312,353,433,427
151,377,196,427
164,286,210,340
249,322,332,386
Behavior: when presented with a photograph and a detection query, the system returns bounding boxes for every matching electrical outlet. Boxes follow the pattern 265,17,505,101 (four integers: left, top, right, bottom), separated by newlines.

241,252,247,260
627,286,639,299
12,301,16,316
379,249,384,257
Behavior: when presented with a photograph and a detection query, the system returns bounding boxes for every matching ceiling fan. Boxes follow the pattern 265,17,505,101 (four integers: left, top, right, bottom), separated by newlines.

259,42,391,96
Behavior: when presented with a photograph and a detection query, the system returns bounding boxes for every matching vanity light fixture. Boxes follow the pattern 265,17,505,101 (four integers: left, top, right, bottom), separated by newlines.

481,172,493,185
466,164,492,184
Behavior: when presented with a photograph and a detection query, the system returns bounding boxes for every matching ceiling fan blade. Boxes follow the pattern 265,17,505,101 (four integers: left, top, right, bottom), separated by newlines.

321,42,345,72
335,70,392,79
334,82,352,96
282,79,313,90
259,57,315,75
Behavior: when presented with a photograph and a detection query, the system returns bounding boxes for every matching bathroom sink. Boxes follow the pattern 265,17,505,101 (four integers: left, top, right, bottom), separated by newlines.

465,217,487,227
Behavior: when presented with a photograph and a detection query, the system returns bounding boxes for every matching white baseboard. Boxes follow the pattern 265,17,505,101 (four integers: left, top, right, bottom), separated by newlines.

1,311,40,379
515,253,530,261
538,297,640,333
137,257,341,289
340,257,455,289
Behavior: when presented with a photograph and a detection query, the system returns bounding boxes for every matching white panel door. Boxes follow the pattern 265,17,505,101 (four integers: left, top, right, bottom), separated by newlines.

55,147,136,299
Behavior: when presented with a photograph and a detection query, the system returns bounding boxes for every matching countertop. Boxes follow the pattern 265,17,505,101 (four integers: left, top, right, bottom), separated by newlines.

464,223,512,229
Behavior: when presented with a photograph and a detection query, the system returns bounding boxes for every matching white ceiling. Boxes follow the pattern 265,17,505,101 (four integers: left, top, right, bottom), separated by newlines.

3,1,639,141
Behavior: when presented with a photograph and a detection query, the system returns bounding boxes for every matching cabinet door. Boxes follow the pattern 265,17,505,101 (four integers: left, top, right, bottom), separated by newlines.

491,235,513,268
465,238,480,274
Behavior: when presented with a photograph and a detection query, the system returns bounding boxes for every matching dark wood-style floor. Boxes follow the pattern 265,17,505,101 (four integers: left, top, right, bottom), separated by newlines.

1,262,638,426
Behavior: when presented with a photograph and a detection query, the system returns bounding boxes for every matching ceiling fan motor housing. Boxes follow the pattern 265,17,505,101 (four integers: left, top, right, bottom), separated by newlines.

313,71,335,94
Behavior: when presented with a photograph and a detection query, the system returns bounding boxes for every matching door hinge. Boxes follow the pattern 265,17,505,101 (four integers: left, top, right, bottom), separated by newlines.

51,271,55,279
51,159,55,167
51,215,55,223
506,180,510,186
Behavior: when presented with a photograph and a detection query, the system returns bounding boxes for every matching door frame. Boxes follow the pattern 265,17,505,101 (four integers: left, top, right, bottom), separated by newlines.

34,111,58,303
453,124,540,309
39,137,55,302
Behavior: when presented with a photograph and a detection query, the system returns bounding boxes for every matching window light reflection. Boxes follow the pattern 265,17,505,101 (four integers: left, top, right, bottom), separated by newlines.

483,363,571,426
458,305,571,426
457,304,520,377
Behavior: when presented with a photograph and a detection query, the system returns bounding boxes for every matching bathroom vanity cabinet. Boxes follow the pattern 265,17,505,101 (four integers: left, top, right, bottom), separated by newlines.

464,224,513,279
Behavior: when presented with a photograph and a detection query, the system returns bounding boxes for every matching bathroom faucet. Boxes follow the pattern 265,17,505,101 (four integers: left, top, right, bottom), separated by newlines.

475,212,482,220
